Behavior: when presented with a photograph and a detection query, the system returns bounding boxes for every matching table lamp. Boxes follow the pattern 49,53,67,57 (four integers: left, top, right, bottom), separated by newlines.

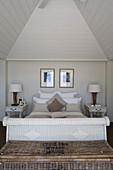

9,84,22,106
88,84,101,106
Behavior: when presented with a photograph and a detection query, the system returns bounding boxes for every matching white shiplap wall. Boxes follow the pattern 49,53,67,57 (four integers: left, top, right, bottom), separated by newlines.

107,61,113,122
0,59,6,121
7,61,106,115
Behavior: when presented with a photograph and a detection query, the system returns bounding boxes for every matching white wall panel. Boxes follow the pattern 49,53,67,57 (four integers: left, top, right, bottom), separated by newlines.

7,61,106,116
0,59,6,121
107,61,113,122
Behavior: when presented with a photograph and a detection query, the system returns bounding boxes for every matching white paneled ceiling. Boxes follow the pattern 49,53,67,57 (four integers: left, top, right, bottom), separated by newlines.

7,0,106,60
0,0,39,59
0,0,113,60
74,0,113,59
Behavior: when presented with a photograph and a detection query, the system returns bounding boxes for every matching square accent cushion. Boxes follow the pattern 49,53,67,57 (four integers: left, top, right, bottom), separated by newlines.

47,94,67,112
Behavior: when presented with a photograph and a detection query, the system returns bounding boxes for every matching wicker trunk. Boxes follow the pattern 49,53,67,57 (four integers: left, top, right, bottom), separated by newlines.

0,140,113,170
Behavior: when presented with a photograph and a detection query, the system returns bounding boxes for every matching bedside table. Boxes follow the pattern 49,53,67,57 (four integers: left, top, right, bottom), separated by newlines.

85,104,107,117
6,104,28,118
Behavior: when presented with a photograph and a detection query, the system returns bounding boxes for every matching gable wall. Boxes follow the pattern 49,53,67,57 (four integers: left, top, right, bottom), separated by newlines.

7,61,106,116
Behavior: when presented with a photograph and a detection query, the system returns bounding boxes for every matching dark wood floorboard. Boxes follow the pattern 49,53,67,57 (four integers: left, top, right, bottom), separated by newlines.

107,122,113,148
0,121,6,149
0,122,113,149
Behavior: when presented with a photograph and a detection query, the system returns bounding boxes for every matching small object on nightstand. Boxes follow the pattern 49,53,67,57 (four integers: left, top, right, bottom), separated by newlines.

5,104,28,118
85,104,107,117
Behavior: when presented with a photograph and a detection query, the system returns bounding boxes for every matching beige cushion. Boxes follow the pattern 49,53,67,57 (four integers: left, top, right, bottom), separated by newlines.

66,103,81,112
47,94,67,106
33,103,48,112
47,98,65,112
26,114,51,118
65,115,86,118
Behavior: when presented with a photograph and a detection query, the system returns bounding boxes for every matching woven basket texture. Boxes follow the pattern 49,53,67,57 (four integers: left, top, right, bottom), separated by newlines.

0,140,113,170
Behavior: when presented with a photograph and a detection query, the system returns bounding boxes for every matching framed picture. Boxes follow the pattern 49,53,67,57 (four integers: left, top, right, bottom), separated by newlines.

40,68,55,88
59,69,74,88
20,101,25,106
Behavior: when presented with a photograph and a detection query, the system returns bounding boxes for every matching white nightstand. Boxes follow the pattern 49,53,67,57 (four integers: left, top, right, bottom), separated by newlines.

6,104,28,118
85,104,107,117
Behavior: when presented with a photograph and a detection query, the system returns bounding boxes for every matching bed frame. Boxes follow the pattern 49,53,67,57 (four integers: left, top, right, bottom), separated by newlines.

3,116,110,142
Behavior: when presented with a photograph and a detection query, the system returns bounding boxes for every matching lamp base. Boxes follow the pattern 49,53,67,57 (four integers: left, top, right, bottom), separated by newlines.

92,93,97,106
13,92,18,105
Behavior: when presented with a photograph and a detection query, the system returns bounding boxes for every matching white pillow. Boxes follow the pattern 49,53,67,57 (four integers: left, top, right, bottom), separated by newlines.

38,91,59,98
59,91,77,98
63,97,82,104
33,97,49,103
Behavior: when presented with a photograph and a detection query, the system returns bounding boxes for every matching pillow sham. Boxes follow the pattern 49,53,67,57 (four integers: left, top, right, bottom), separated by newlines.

38,91,58,98
66,103,81,112
63,97,82,104
59,91,77,98
33,97,49,103
33,103,49,112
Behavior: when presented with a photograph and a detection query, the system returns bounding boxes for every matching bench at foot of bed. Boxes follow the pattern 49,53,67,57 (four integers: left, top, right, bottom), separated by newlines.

0,140,113,170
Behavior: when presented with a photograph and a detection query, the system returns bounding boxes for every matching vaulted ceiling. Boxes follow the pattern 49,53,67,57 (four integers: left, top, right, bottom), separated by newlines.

0,0,113,60
74,0,113,60
0,0,39,59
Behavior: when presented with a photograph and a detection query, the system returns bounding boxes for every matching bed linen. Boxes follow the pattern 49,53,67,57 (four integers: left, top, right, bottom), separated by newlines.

26,111,86,118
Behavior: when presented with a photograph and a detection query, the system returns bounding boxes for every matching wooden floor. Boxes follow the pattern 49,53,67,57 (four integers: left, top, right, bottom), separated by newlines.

0,121,113,149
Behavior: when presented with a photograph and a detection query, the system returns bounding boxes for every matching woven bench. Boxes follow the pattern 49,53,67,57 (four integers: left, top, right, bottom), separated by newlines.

0,140,113,170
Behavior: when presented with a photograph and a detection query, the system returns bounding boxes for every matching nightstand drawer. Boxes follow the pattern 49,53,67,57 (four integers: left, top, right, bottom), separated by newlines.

6,107,22,112
6,107,17,112
89,108,106,112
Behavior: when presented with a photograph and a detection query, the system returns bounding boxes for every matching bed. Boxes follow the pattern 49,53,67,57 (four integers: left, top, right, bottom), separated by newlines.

3,91,110,142
1,91,112,170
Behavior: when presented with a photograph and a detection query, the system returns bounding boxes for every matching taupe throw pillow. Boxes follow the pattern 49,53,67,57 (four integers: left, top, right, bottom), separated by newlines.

47,98,66,112
47,93,67,106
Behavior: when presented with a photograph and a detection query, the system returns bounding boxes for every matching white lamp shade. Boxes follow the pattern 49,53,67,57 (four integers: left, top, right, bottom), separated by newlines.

9,84,22,92
88,84,101,93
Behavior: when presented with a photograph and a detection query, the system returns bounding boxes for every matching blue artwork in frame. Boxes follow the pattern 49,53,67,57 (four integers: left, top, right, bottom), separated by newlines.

40,69,55,88
59,69,74,88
